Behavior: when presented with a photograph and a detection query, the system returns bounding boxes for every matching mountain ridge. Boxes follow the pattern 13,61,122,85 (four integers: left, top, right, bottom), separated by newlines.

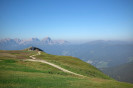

0,37,69,45
0,37,69,50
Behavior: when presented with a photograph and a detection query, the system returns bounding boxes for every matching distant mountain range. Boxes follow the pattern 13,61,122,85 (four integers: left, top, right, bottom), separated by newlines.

0,37,69,50
0,37,133,69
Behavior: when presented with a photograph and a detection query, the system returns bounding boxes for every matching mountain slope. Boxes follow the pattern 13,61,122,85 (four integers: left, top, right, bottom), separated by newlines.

35,51,111,79
0,49,133,88
102,62,133,83
26,51,85,77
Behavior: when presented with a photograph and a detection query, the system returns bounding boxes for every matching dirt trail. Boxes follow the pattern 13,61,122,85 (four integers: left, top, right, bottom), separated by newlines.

26,51,85,77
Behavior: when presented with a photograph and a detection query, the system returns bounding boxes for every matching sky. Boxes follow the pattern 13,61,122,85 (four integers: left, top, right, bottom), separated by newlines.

0,0,133,41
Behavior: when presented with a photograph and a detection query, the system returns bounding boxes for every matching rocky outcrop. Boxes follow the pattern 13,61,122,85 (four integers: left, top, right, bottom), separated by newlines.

28,46,43,51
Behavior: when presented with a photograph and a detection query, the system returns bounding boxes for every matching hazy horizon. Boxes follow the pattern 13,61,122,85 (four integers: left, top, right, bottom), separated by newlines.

1,36,133,44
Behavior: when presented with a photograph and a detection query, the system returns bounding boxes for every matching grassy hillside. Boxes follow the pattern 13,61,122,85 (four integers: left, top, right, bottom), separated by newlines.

36,52,111,79
0,50,133,88
102,62,133,84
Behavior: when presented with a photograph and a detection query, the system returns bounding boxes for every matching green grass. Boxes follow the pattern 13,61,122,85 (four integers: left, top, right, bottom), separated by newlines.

36,52,111,79
0,50,133,88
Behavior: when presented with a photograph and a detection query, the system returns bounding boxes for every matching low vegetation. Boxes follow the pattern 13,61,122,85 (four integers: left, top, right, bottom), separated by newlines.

0,50,133,88
36,52,111,79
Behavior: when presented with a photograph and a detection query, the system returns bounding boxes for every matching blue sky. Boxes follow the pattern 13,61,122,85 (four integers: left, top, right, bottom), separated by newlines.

0,0,133,41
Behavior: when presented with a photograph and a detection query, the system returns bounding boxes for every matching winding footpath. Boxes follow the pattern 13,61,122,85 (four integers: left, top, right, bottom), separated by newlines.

26,51,85,77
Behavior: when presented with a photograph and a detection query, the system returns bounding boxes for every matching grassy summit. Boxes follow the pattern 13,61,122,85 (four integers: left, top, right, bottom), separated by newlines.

0,49,133,88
